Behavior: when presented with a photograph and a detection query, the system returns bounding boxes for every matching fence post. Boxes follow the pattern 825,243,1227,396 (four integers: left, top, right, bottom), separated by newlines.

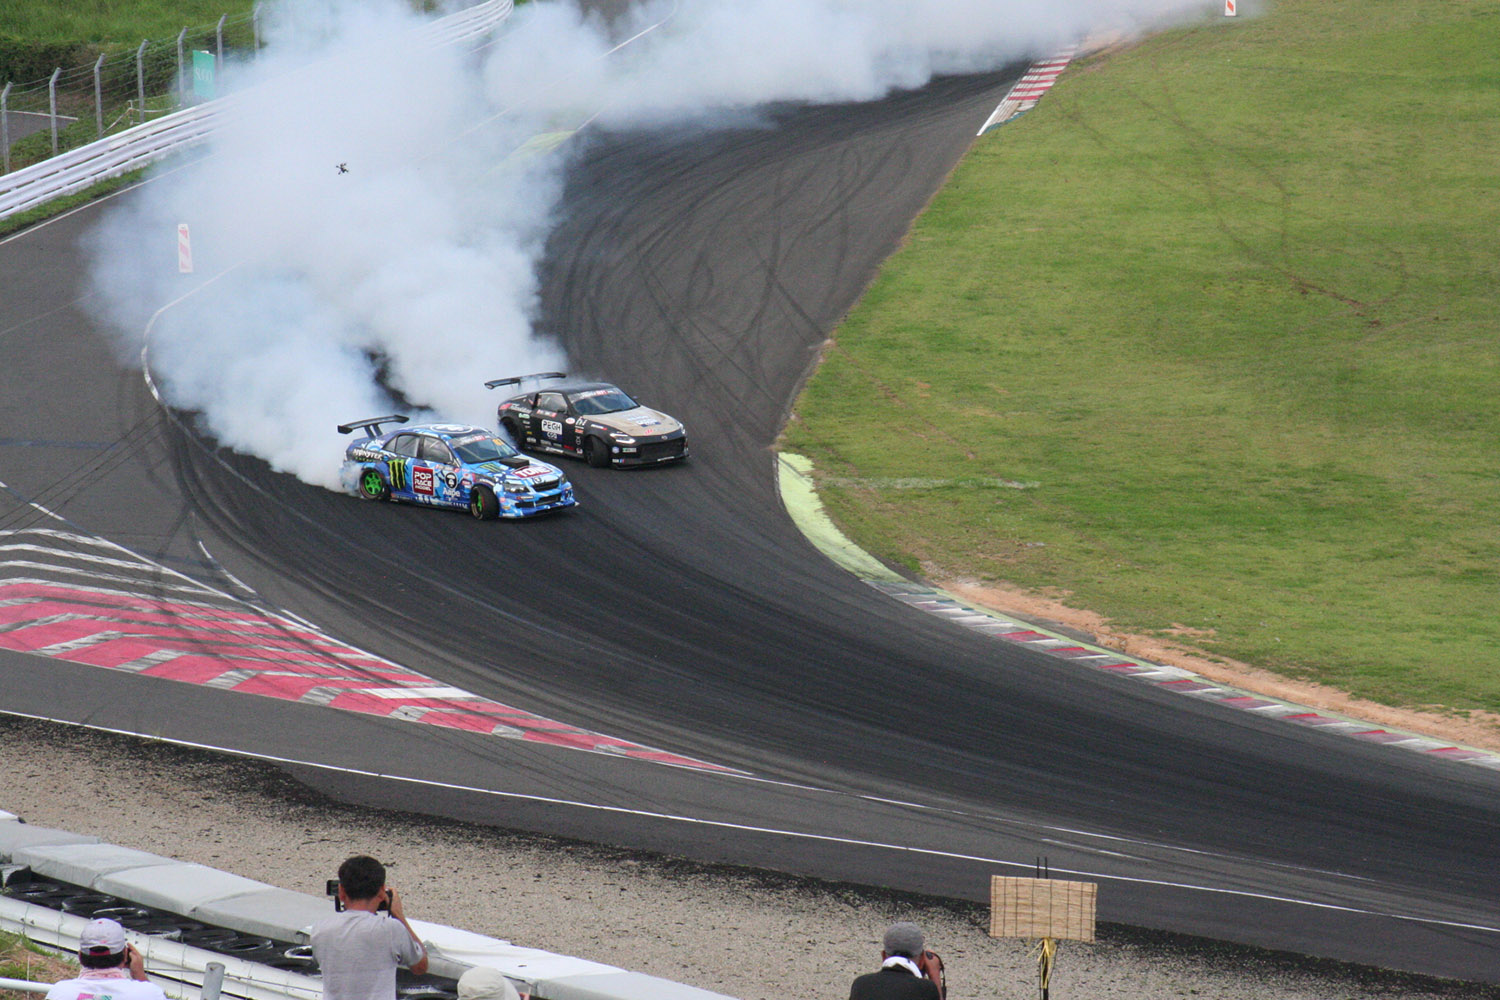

177,28,189,105
201,962,226,1000
216,15,228,73
252,4,263,58
94,53,106,137
136,39,148,124
1,81,11,174
48,68,61,157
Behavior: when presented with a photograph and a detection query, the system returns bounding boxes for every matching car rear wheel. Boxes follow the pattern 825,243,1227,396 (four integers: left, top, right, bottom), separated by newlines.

584,437,611,468
469,485,499,521
359,468,390,501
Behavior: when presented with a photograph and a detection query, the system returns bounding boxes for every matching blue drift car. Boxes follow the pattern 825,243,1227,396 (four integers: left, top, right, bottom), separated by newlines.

338,416,576,520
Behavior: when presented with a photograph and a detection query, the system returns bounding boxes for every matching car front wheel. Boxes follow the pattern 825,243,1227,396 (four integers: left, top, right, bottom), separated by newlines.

584,437,611,468
469,485,499,521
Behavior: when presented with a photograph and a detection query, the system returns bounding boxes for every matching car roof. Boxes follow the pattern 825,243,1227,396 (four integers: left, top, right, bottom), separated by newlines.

396,424,489,440
535,381,621,397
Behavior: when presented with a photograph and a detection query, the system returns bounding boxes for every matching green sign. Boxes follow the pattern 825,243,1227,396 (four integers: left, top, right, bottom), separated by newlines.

192,50,215,100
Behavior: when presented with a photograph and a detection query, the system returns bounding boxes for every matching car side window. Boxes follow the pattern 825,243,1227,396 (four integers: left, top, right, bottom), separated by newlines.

420,438,456,465
389,434,421,458
537,392,565,413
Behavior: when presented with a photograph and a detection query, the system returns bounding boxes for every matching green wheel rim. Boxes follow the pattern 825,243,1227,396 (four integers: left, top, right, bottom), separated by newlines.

361,470,384,496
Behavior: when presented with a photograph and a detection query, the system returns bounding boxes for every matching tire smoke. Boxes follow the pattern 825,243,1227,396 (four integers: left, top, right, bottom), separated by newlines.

84,0,1214,489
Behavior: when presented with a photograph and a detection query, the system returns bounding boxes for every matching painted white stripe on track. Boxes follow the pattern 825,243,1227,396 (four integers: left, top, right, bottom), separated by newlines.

2,710,1494,938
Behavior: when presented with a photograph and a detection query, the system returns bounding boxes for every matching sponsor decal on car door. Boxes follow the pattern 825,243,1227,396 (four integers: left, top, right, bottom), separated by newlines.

388,458,410,493
412,464,436,498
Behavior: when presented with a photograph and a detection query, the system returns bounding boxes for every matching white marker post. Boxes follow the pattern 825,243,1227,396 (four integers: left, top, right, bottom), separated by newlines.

1225,0,1237,15
177,224,193,273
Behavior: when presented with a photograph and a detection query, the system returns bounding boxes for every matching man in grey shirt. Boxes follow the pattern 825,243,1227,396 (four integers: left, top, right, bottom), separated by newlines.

311,855,428,1000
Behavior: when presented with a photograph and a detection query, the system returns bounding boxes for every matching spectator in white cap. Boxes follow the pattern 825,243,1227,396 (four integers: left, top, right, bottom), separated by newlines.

456,966,521,1000
44,917,167,1000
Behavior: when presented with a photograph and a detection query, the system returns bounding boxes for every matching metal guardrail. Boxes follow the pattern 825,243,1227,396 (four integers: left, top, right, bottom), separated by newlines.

0,0,513,221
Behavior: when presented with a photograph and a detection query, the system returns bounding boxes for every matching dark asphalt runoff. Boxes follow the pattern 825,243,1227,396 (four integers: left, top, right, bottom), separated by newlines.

2,70,1499,984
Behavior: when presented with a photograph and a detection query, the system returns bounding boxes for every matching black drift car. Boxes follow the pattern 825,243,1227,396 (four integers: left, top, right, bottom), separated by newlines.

489,373,688,469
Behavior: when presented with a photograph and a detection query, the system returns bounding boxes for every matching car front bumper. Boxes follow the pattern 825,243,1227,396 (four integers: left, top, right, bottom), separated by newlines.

498,489,577,517
611,436,688,467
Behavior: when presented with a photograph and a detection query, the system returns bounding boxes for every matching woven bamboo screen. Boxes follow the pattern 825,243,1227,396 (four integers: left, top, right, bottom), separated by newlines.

989,876,1097,942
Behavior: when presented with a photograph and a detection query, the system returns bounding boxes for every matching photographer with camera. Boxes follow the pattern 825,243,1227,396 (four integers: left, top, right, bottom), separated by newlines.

311,855,428,1000
45,917,166,1000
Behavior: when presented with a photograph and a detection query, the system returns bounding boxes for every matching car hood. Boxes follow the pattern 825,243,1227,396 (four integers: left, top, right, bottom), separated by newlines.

590,406,681,437
471,460,563,482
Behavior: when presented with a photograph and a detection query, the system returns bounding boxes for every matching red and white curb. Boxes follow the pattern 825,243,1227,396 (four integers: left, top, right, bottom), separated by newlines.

867,579,1500,771
978,47,1077,135
774,454,1500,774
0,527,740,774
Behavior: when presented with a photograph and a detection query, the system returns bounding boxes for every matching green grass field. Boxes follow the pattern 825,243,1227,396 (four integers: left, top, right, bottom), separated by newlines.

783,0,1500,715
0,2,255,48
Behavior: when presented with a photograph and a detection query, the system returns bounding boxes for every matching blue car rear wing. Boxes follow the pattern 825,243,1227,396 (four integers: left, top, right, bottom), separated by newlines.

337,414,409,437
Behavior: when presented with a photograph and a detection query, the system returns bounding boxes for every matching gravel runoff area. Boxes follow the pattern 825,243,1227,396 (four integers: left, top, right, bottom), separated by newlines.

1,717,1495,1000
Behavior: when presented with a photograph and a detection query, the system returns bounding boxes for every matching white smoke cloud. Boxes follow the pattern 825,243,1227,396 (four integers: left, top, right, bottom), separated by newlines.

86,0,1215,490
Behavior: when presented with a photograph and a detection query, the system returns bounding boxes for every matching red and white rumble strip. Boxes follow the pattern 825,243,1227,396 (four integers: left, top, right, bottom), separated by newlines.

0,527,738,774
866,579,1500,772
978,48,1078,135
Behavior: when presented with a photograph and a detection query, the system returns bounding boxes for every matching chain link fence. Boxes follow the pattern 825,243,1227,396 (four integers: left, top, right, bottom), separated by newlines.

1,8,261,174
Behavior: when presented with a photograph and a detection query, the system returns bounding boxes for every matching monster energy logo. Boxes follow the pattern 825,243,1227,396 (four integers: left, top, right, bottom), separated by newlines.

388,459,409,492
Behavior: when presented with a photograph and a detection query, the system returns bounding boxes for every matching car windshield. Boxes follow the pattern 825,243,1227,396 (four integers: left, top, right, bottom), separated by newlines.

571,388,638,415
451,435,519,464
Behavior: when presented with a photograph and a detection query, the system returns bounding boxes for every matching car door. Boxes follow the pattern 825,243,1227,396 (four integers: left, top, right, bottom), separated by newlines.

414,436,461,507
559,392,586,455
533,391,567,453
385,433,422,497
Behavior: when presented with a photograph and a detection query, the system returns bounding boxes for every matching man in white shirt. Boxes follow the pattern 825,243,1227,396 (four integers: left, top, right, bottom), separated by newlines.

311,855,428,1000
45,918,166,1000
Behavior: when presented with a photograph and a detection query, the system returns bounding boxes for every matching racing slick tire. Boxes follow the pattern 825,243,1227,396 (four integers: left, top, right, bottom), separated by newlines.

584,436,611,469
358,468,390,501
469,485,499,521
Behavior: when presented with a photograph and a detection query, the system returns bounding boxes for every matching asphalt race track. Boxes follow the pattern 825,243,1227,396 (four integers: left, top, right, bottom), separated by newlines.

3,69,1500,984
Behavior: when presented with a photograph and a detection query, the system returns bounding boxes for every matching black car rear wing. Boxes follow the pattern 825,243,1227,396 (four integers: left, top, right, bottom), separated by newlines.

484,372,566,390
336,414,409,437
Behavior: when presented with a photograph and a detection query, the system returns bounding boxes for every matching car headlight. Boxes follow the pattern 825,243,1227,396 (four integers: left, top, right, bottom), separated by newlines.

610,432,636,444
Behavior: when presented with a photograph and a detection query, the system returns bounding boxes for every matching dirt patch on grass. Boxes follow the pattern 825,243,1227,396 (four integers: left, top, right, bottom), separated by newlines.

938,577,1500,754
0,932,74,1000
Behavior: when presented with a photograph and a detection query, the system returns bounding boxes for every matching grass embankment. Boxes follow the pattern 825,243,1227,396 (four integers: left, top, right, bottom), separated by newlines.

0,931,71,1000
0,2,254,49
783,0,1500,715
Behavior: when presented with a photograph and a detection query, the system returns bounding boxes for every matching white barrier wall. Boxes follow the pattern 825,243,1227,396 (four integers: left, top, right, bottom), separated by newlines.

0,810,740,1000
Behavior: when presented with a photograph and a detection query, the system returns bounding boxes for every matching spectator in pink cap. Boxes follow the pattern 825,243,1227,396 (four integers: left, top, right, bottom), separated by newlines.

45,917,166,1000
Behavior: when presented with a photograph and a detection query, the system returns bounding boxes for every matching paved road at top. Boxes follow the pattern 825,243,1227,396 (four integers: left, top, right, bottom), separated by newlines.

2,70,1498,983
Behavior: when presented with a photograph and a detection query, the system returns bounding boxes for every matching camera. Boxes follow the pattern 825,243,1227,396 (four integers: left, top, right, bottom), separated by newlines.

326,878,391,912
